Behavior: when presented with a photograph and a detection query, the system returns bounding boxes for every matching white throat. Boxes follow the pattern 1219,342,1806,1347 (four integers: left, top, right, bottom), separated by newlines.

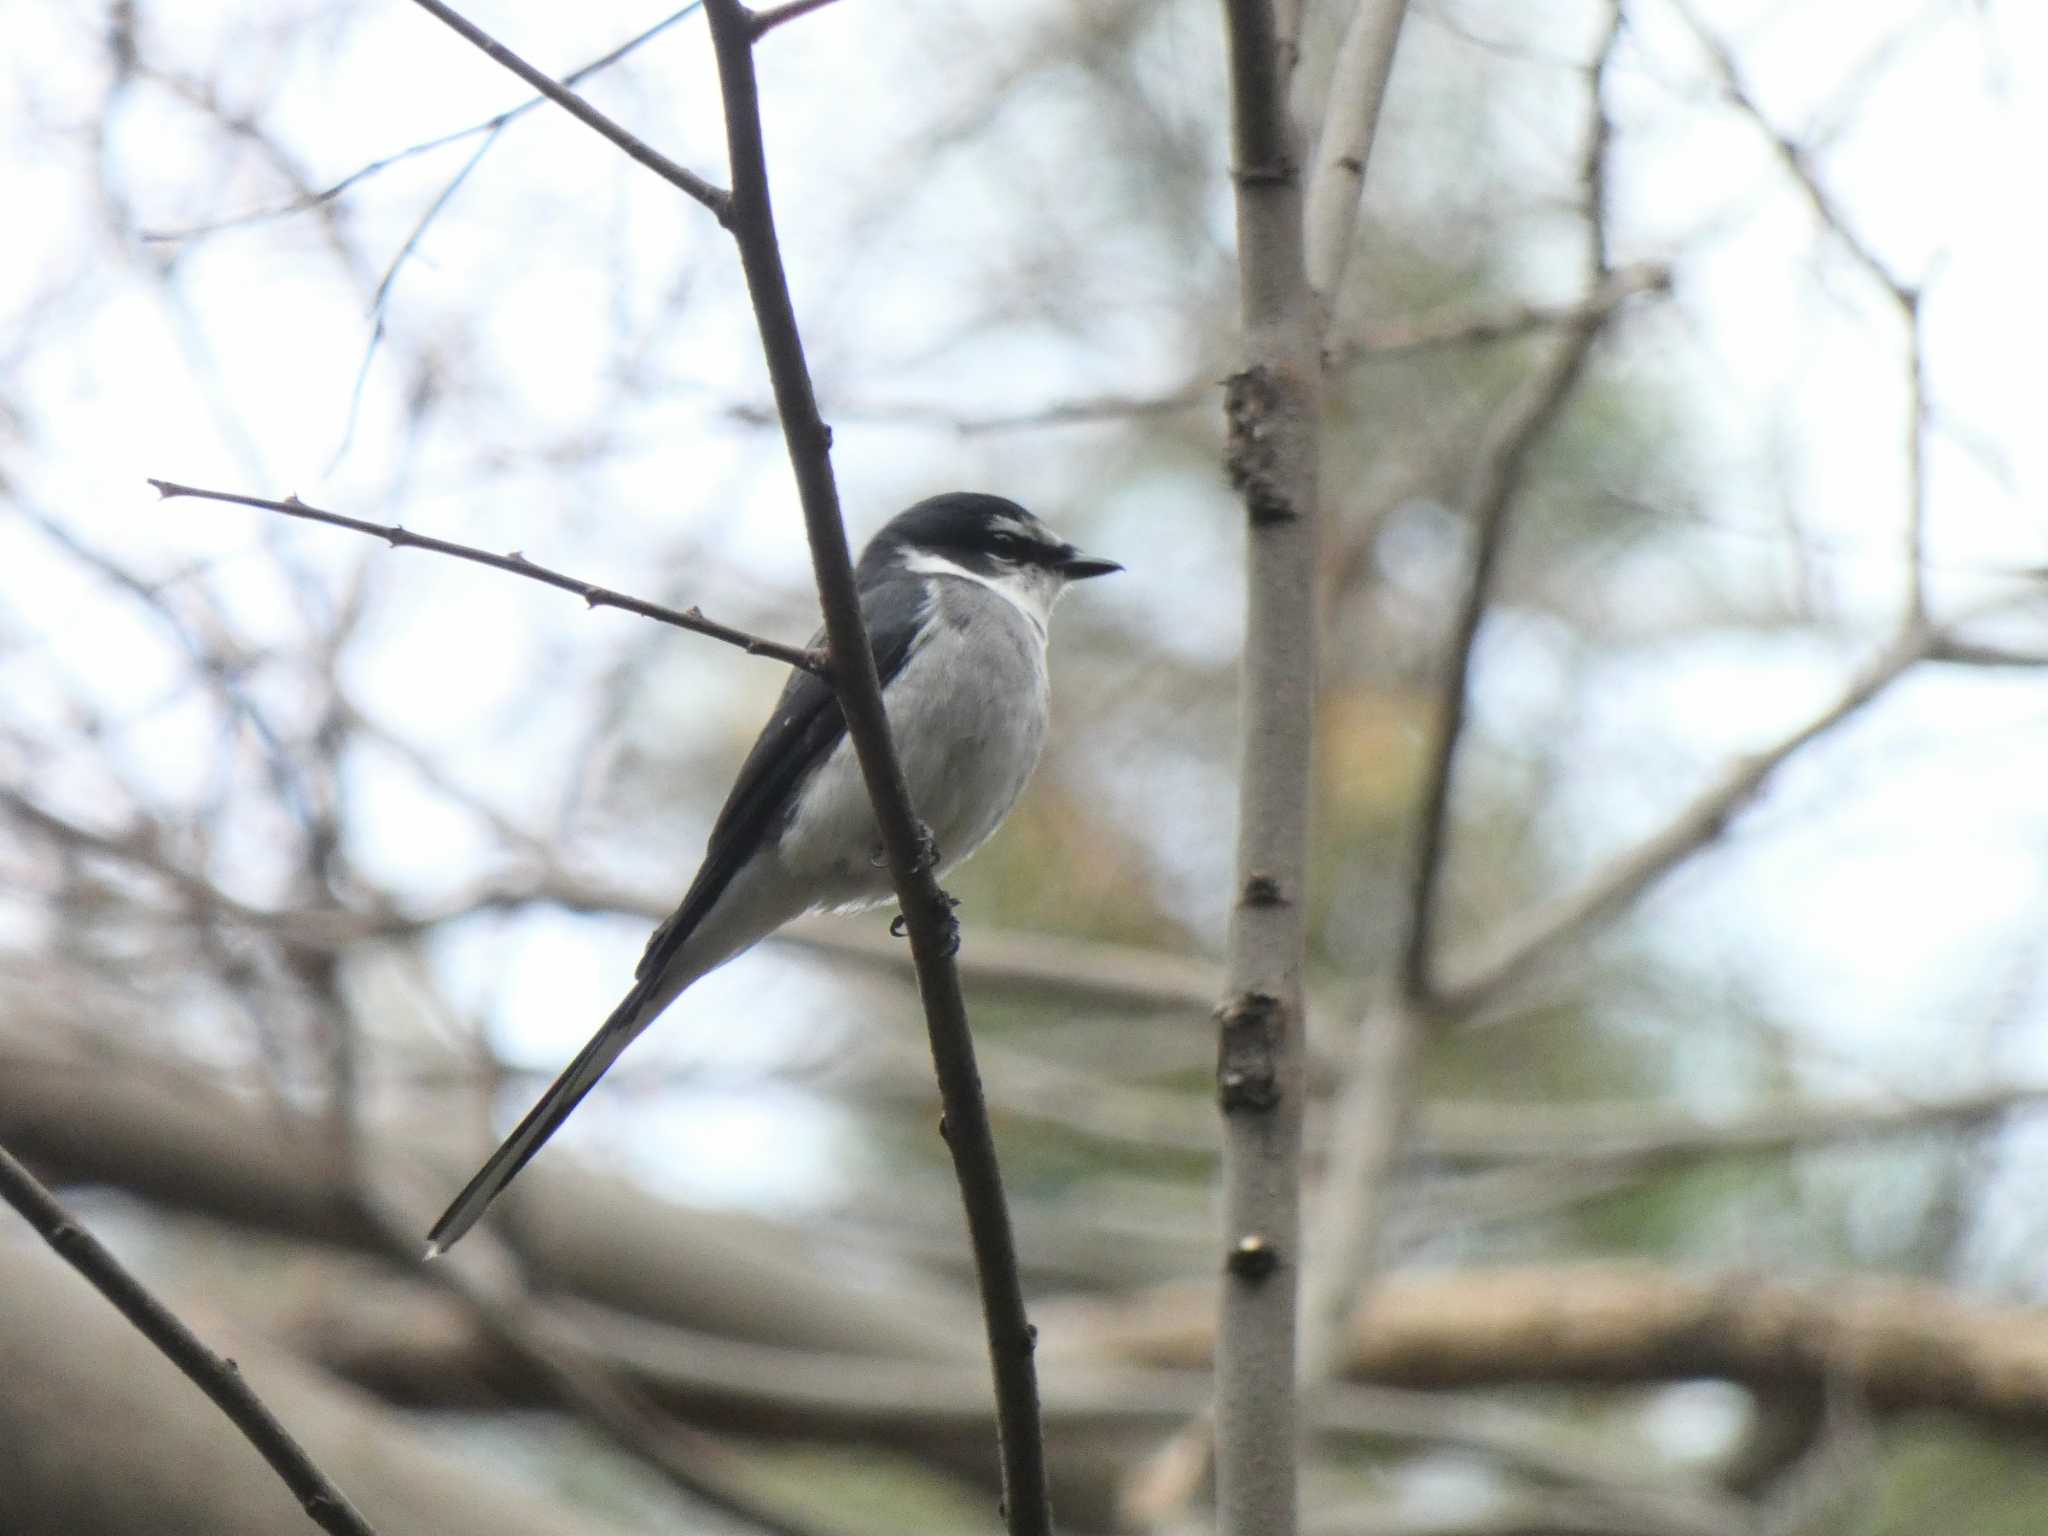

902,549,1062,637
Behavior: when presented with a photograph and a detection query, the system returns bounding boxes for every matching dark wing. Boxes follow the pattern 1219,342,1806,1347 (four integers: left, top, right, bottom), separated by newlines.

633,571,930,984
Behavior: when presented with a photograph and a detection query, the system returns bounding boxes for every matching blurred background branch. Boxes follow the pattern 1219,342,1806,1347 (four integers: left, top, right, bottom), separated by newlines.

6,0,2047,1533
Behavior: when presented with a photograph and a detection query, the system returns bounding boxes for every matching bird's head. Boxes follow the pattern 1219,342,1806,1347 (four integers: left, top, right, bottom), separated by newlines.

865,492,1120,628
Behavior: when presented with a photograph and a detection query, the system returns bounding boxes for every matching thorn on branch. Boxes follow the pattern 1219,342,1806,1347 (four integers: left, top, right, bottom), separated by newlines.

146,478,821,670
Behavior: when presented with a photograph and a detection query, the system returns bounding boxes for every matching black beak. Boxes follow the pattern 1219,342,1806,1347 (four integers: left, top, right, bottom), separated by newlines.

1057,549,1123,580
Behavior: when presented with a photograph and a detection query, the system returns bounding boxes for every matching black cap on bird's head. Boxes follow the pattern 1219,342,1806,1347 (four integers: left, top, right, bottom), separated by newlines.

865,492,1122,583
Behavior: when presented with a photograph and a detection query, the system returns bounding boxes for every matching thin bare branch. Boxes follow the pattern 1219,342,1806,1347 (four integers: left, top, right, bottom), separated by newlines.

1299,8,1627,1442
0,1141,381,1536
1331,261,1670,362
147,479,822,671
1431,618,1946,1020
142,5,708,242
698,2,1049,1530
751,0,850,39
1399,328,1603,1005
330,120,507,468
1400,2,1623,1008
1296,999,1418,1380
403,0,730,220
1670,0,1931,630
1302,0,1410,309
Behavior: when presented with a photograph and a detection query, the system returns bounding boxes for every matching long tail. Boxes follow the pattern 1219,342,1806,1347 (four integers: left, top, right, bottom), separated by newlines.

424,977,662,1257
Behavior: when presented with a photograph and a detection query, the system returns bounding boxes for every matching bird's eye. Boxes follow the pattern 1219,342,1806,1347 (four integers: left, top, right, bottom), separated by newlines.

989,532,1023,557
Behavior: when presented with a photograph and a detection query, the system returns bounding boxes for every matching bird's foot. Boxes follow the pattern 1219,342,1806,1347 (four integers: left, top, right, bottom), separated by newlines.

867,822,942,873
889,890,963,955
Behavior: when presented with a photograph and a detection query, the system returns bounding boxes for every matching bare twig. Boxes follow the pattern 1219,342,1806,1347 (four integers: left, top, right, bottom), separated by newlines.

0,1141,381,1536
1295,998,1418,1381
1431,618,1946,1019
147,479,822,671
698,2,1048,1530
1302,0,1410,308
1330,261,1669,363
1400,0,1622,1008
1214,1,1325,1532
1421,1082,2048,1167
1671,0,1931,630
751,0,849,38
403,0,731,220
330,119,507,467
1298,0,1626,1438
334,6,713,463
1398,326,1603,1005
143,5,708,242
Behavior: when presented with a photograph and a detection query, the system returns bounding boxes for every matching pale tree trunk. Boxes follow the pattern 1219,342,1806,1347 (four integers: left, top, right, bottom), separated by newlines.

1214,0,1325,1531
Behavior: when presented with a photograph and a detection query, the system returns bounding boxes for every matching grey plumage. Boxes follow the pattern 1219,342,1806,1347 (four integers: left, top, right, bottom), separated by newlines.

425,493,1117,1254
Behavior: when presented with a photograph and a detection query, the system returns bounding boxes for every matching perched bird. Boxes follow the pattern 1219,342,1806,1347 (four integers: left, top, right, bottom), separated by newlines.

426,492,1120,1254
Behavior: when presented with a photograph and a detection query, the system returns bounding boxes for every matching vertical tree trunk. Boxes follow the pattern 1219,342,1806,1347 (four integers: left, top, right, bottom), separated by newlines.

1215,2,1323,1532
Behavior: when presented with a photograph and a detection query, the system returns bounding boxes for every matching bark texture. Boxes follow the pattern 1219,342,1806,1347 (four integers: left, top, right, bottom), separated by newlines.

1215,0,1325,1530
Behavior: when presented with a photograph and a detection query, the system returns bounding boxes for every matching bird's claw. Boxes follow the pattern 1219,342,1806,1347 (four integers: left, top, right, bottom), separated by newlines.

868,822,942,873
890,890,963,955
